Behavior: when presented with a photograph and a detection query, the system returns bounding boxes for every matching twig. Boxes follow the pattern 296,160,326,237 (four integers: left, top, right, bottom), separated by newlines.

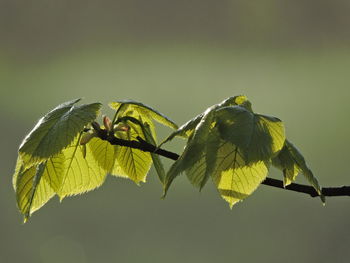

93,125,350,198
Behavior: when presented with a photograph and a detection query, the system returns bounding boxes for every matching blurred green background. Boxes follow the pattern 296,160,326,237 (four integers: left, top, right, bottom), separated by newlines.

1,1,350,262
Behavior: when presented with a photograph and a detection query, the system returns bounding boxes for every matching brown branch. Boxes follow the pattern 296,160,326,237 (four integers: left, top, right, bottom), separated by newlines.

93,125,350,198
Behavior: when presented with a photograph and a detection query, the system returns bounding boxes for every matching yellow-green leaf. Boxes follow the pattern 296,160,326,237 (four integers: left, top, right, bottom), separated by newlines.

141,122,166,184
88,137,116,173
160,95,252,147
272,143,300,187
185,128,220,190
41,154,65,192
19,99,101,167
257,114,285,156
212,142,270,208
216,106,285,163
57,138,107,199
109,100,178,130
286,140,323,196
13,156,23,190
88,137,131,180
15,161,56,222
113,125,152,184
164,108,215,195
159,113,202,147
109,147,131,179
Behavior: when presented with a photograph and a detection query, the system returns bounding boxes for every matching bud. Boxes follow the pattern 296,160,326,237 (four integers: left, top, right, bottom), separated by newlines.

103,115,112,131
113,123,130,132
80,130,97,145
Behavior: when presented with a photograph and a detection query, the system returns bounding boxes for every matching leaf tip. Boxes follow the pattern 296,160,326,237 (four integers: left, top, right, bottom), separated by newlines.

71,98,82,104
161,184,169,199
23,213,30,224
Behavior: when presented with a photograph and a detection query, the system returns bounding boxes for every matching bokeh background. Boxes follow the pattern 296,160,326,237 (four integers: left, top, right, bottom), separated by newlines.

1,1,350,262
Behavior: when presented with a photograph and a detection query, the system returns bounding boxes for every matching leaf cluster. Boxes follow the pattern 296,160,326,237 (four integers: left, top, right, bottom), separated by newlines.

12,96,323,222
161,95,323,207
13,99,176,222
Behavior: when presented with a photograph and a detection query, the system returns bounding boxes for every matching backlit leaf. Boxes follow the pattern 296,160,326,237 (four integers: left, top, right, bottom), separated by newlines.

185,127,220,190
113,123,152,184
109,100,178,129
19,99,101,167
212,142,270,208
15,161,57,222
159,113,202,146
160,95,253,146
57,137,107,199
13,156,24,190
88,137,116,173
286,140,322,196
41,154,65,192
257,114,285,156
216,106,285,163
141,122,166,184
164,108,216,195
272,140,323,202
87,136,130,180
272,143,301,187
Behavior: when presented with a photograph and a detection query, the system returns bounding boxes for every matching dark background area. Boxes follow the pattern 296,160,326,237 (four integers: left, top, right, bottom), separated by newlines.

1,1,350,262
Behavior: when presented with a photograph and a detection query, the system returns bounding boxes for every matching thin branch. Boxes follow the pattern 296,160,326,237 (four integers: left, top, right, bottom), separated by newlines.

93,125,350,198
262,178,350,197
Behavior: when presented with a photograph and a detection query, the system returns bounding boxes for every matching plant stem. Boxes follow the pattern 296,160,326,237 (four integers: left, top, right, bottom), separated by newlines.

93,126,350,198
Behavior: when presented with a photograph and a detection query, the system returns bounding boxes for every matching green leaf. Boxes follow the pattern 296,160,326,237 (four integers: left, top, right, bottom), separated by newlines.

109,115,165,184
57,137,107,199
109,100,178,130
218,95,253,112
164,108,216,195
257,114,285,156
164,97,284,198
272,143,300,187
284,141,320,191
41,154,65,193
15,134,108,219
15,161,56,222
13,156,24,191
113,123,152,184
19,99,101,167
159,113,203,146
110,155,131,180
215,106,285,163
212,142,270,208
212,104,284,207
288,141,322,195
141,122,166,184
88,136,132,180
82,116,157,186
88,137,116,173
185,126,220,190
272,140,323,201
159,95,253,146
